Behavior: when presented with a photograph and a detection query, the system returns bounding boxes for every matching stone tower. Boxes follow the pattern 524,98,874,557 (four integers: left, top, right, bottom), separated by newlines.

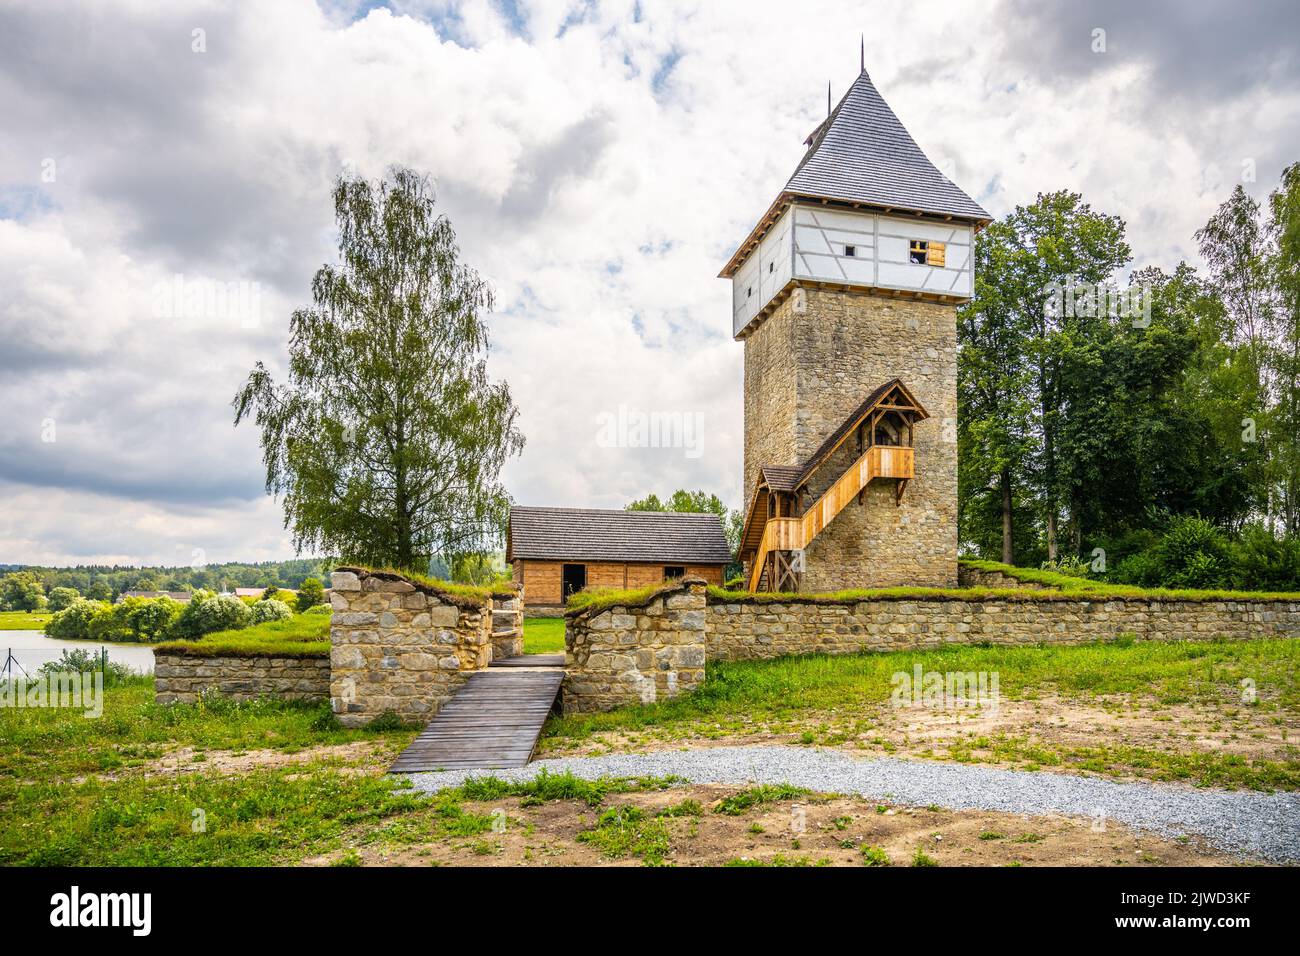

724,68,989,591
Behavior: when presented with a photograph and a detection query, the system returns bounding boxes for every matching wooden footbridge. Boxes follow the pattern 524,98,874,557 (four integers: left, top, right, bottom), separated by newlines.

388,654,565,773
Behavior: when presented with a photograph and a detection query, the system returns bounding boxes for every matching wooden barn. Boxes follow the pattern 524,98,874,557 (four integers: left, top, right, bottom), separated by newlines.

507,506,733,607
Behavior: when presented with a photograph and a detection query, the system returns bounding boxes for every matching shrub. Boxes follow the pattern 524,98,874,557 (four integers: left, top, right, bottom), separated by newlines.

302,604,333,616
170,591,252,640
250,598,293,624
1039,554,1092,579
87,602,135,642
44,598,106,641
1111,515,1232,589
1230,525,1300,591
46,586,82,612
126,597,182,641
296,577,325,612
36,647,137,687
1157,516,1231,588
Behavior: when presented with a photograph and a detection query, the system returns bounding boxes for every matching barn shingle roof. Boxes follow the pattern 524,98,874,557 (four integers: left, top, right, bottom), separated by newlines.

786,70,990,221
508,507,733,564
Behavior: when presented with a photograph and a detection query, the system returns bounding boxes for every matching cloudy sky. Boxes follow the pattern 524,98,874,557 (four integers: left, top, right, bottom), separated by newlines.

1,0,1297,567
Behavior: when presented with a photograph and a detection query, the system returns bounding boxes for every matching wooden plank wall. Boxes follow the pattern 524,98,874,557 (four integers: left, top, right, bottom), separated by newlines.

518,560,724,605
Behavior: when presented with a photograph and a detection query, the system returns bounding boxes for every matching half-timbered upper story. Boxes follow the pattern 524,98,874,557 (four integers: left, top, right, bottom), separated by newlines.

721,69,991,340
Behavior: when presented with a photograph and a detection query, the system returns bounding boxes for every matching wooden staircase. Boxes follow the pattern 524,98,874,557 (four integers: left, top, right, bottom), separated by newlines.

747,444,914,592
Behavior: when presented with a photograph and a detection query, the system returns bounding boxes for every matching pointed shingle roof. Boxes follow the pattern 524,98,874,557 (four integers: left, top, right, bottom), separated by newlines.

786,70,989,221
721,68,989,279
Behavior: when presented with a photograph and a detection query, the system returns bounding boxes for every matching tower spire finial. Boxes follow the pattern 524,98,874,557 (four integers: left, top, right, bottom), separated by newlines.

860,34,865,72
827,81,831,117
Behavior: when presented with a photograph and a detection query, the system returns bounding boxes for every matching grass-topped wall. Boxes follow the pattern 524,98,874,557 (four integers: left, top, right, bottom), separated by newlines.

154,614,331,658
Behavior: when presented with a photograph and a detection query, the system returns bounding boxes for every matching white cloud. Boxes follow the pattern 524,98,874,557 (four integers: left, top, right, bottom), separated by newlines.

0,0,1296,565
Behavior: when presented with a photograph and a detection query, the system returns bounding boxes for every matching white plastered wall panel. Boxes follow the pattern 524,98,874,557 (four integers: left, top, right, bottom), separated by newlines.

732,204,974,337
732,252,762,335
792,205,877,286
732,206,794,337
758,209,793,307
875,215,972,297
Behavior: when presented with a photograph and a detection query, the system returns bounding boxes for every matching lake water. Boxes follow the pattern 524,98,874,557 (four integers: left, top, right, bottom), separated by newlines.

0,631,155,676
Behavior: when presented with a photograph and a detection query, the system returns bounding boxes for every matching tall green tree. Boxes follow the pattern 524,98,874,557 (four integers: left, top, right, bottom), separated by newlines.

958,219,1034,563
626,489,742,577
0,571,45,612
235,167,524,572
1265,163,1300,533
959,191,1129,562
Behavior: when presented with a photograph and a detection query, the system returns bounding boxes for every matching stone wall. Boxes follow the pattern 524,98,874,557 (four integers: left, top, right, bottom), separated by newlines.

154,653,329,705
329,567,492,727
491,590,524,660
562,578,707,714
705,594,1300,662
743,288,958,591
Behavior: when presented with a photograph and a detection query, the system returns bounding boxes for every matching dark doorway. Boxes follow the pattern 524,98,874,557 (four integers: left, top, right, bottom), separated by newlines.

562,564,587,598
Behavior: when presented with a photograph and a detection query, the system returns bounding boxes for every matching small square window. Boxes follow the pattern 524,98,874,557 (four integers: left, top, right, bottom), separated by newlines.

664,566,685,579
909,240,928,265
844,245,856,257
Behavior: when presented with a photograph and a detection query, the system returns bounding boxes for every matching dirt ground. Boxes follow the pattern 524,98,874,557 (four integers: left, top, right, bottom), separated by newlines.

304,783,1248,867
538,692,1299,784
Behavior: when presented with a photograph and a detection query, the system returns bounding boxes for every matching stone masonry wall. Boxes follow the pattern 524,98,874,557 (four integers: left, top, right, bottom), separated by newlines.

154,653,329,705
705,595,1300,662
329,567,492,727
743,288,958,591
562,578,707,715
491,590,524,660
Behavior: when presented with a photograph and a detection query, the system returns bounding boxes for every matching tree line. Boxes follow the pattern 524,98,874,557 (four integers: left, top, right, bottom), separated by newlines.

958,165,1300,587
0,559,330,608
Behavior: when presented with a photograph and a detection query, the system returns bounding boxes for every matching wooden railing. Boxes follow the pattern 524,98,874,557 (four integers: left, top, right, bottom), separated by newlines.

747,445,914,592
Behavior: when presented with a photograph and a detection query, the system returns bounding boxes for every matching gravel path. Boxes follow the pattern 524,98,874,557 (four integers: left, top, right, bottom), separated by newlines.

406,745,1300,863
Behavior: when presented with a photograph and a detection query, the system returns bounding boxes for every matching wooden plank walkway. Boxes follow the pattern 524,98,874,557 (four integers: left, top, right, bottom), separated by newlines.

388,662,564,773
490,653,564,668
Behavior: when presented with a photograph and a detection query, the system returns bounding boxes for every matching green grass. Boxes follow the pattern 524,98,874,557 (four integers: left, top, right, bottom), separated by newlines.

0,610,53,630
343,566,513,603
912,847,939,867
713,783,810,815
153,614,330,658
565,581,683,615
713,559,1300,605
575,804,672,865
0,675,397,784
861,845,891,866
523,617,565,654
455,770,683,807
0,674,427,865
957,559,1300,602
